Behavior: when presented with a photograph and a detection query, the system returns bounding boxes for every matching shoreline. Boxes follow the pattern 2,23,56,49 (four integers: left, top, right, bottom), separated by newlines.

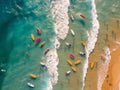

84,0,120,89
83,0,100,89
84,18,120,90
102,19,120,90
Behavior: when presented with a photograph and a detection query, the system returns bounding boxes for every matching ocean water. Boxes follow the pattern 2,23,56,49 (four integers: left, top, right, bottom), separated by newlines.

0,0,55,90
1,0,119,90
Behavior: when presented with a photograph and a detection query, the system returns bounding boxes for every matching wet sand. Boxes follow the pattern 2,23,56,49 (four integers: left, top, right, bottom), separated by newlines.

85,18,120,90
102,19,120,90
102,47,120,90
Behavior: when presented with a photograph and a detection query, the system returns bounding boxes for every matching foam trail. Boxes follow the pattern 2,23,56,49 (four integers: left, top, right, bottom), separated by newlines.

97,47,111,90
45,45,59,90
51,0,70,40
45,0,70,90
83,0,100,89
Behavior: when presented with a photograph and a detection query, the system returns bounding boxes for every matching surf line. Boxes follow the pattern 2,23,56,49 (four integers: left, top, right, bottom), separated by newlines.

46,0,70,90
83,0,100,90
97,47,111,90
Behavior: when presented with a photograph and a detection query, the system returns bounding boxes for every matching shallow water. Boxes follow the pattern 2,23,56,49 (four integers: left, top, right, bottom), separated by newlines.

52,0,93,90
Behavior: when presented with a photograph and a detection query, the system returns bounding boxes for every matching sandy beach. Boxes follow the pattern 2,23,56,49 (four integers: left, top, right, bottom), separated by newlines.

84,0,120,89
102,19,120,90
84,18,120,90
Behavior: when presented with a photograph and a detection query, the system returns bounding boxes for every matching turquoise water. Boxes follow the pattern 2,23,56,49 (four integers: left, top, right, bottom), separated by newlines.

1,0,120,90
0,0,55,90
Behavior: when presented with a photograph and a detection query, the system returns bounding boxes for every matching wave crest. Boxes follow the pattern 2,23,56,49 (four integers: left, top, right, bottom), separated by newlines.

83,0,100,89
46,0,70,90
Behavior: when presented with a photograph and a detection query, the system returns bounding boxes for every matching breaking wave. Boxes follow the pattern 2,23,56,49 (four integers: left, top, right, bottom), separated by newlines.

45,0,70,90
97,47,111,90
83,0,100,89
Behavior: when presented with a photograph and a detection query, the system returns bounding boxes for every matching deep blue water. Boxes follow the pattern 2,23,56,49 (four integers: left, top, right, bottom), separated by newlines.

0,0,55,90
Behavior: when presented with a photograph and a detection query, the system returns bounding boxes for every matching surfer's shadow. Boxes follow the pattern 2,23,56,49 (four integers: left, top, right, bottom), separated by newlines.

78,19,86,26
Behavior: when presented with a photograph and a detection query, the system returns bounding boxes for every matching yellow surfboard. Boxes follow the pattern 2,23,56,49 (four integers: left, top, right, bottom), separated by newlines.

67,60,73,66
74,60,81,65
31,34,35,41
29,74,37,79
39,41,45,47
81,41,86,46
71,66,77,72
90,62,95,69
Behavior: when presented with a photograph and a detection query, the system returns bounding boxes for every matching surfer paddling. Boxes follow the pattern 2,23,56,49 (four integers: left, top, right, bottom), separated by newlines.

37,28,42,34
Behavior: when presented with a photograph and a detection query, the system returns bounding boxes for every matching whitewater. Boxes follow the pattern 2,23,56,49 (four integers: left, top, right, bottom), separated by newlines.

84,0,111,90
83,0,100,89
45,0,70,90
97,47,111,90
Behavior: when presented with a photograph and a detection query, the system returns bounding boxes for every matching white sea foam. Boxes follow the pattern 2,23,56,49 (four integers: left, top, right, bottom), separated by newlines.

45,45,59,90
51,0,70,40
46,79,53,90
83,0,100,89
46,0,70,90
97,47,111,90
42,38,60,90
